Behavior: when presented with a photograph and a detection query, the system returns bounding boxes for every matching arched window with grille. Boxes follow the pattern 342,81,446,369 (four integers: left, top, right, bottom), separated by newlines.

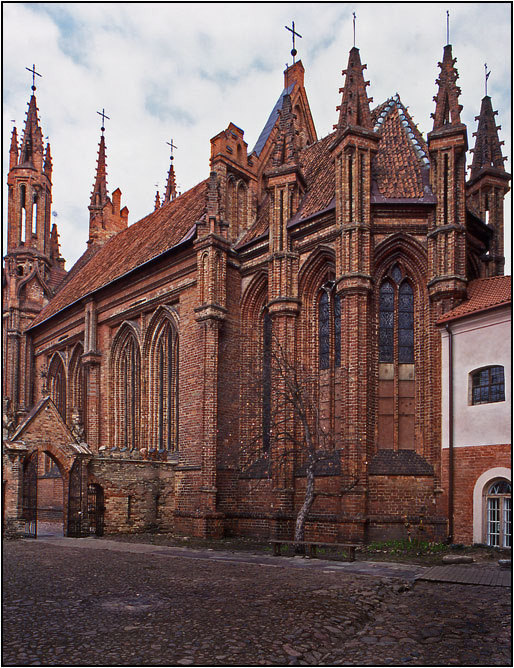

69,344,87,436
486,479,512,547
112,326,141,451
47,354,66,419
377,263,415,449
153,319,179,452
318,288,341,371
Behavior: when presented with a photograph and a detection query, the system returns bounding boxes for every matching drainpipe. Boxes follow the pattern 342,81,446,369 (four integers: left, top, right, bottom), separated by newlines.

445,323,454,543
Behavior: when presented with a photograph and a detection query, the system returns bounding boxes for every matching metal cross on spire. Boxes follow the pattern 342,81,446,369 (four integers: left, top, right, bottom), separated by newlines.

484,63,491,96
167,138,178,160
97,108,110,135
26,64,42,91
353,12,357,47
285,21,302,64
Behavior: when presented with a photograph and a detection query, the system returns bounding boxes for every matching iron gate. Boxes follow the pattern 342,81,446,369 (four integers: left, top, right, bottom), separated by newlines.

22,452,38,538
87,483,105,536
67,458,87,537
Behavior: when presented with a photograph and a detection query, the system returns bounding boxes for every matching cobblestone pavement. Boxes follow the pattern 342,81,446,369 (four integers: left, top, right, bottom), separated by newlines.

2,539,511,666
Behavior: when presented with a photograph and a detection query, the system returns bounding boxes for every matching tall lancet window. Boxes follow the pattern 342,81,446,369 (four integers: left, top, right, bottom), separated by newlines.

48,354,66,419
378,263,416,450
318,288,341,370
113,328,141,451
155,321,179,451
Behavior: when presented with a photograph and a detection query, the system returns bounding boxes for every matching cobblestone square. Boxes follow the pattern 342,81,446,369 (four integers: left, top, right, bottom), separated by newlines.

2,538,511,666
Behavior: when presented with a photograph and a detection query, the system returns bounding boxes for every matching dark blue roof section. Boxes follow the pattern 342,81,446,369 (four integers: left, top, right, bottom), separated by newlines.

251,83,295,157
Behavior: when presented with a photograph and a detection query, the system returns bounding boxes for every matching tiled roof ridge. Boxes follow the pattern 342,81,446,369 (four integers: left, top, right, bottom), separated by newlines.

29,178,208,328
374,94,430,167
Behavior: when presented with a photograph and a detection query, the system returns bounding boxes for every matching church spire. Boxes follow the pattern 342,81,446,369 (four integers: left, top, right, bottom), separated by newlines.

431,44,463,130
20,94,44,169
163,139,178,204
154,189,161,210
469,94,507,180
89,133,109,209
335,46,373,131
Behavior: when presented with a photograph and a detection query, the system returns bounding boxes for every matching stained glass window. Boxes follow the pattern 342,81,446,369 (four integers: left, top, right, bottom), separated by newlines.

398,282,414,363
334,294,341,368
319,291,330,370
471,366,505,405
379,281,394,362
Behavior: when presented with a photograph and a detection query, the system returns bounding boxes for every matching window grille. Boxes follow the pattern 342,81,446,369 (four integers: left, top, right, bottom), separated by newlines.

471,366,505,405
486,480,511,548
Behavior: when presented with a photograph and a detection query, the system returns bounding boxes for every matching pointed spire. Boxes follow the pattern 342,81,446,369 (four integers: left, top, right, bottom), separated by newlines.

20,94,44,166
44,142,52,179
154,190,161,210
163,157,177,203
335,47,373,131
271,92,299,167
469,95,507,180
9,126,18,170
431,44,463,130
89,134,109,209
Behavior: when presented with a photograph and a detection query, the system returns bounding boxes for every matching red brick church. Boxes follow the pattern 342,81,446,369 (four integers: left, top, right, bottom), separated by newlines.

3,38,510,543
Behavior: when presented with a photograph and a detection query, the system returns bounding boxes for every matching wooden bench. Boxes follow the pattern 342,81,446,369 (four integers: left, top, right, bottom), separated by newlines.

270,540,358,562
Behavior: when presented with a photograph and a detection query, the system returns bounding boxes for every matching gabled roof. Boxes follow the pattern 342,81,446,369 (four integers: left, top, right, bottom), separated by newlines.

29,179,207,328
251,84,295,157
437,275,511,324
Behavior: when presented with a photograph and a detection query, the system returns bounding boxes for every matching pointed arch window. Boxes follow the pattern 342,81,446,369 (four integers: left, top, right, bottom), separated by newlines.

379,266,414,364
378,263,416,450
48,354,66,419
113,328,141,451
319,287,341,370
154,320,179,452
69,344,87,438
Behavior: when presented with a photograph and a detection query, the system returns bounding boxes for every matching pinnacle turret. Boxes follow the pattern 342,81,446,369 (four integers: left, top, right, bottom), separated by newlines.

44,142,52,179
9,126,18,170
335,47,374,131
163,157,177,204
89,134,109,209
20,95,44,168
431,44,463,130
469,95,508,181
154,190,161,210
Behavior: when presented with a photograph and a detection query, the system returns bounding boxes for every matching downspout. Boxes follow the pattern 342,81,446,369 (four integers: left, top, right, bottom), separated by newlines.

445,323,454,543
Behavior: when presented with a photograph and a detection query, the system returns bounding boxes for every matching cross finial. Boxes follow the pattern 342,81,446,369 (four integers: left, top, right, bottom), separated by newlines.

446,10,450,45
166,138,178,160
97,108,110,135
26,64,42,92
285,21,302,65
353,12,356,47
484,63,491,96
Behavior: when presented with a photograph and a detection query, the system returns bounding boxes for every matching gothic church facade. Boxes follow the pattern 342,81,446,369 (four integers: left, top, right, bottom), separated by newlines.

3,40,510,542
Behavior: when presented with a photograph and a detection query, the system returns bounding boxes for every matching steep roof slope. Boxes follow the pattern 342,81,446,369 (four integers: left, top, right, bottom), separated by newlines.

437,275,511,324
30,179,207,328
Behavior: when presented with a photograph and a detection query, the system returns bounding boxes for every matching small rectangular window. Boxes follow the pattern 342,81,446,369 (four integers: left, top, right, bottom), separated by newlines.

471,366,505,405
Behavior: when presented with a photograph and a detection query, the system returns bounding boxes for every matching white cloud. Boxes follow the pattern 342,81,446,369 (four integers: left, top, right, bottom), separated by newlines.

3,2,511,271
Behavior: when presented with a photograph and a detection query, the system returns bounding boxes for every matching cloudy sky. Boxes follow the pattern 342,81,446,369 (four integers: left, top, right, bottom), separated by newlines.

3,2,511,271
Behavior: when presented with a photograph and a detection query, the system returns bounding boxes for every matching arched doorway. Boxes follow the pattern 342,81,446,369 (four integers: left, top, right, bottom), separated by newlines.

485,479,512,548
22,450,65,538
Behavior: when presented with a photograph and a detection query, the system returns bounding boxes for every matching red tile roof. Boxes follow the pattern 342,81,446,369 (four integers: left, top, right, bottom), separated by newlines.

437,275,512,324
30,180,207,328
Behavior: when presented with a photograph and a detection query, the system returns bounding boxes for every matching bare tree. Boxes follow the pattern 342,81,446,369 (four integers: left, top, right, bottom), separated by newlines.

239,334,358,545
